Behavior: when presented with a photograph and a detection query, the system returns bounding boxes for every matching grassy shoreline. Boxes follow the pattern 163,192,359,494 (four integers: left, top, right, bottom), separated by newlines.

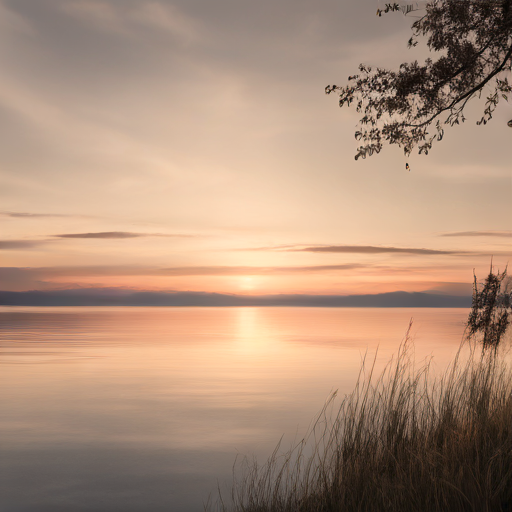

211,327,512,512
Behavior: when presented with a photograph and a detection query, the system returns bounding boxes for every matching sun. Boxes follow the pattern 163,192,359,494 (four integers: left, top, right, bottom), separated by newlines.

239,276,256,291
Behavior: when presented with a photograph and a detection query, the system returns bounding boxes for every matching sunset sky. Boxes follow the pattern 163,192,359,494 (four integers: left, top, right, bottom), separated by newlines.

1,0,511,297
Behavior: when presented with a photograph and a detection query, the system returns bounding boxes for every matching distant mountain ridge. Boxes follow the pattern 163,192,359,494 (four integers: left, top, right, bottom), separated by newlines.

0,289,471,307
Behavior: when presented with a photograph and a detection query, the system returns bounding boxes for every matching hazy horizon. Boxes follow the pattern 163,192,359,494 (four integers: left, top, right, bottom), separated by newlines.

0,287,473,307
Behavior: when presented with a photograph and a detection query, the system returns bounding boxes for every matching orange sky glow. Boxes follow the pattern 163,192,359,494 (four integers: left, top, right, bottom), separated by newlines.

0,0,510,298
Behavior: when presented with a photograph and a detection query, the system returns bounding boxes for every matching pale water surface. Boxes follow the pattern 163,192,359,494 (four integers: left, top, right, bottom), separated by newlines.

0,307,469,512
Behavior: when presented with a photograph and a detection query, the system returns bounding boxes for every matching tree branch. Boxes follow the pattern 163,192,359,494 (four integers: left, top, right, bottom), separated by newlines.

405,42,512,128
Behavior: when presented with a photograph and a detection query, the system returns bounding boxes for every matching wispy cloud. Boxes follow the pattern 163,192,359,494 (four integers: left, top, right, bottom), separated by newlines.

0,211,76,218
1,263,377,292
56,231,143,239
242,244,471,256
440,231,512,238
54,231,192,239
1,264,368,280
0,240,45,250
296,245,468,255
62,1,202,45
157,264,367,276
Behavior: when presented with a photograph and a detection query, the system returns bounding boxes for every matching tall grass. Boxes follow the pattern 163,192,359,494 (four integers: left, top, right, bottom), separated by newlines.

211,325,512,512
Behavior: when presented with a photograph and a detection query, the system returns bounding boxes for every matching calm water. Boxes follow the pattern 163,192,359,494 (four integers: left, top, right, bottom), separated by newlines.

0,307,469,512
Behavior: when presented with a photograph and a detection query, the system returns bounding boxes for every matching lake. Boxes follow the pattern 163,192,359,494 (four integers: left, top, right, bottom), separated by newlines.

0,307,469,512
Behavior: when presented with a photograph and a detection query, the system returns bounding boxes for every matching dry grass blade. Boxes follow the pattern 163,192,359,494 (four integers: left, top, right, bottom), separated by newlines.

209,325,512,512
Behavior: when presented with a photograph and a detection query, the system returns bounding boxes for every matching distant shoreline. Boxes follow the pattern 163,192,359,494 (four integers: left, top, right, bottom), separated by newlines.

0,289,471,308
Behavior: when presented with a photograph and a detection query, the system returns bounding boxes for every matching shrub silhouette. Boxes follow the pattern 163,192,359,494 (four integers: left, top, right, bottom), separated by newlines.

467,264,512,352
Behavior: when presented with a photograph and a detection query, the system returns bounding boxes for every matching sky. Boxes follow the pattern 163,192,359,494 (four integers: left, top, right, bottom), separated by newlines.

0,0,511,298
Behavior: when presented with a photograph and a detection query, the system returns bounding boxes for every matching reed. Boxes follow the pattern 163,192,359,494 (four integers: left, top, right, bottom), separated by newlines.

211,325,512,512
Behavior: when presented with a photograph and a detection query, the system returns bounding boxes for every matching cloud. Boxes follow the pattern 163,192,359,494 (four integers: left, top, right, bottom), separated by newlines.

54,231,191,239
0,267,54,290
157,264,367,276
0,240,45,249
62,1,202,45
55,231,143,239
238,244,474,255
0,211,74,218
288,245,471,255
440,231,512,238
0,264,368,281
0,263,373,291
